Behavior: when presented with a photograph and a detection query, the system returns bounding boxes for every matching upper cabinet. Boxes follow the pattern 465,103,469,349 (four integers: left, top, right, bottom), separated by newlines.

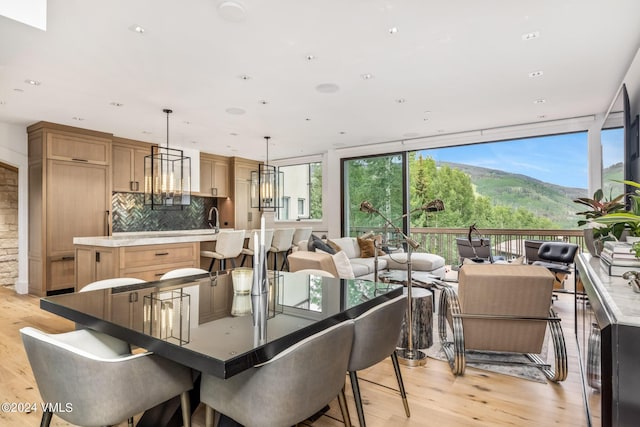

112,137,155,193
198,153,230,198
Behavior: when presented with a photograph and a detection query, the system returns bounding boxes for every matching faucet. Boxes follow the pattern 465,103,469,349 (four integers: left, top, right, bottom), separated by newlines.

208,206,220,233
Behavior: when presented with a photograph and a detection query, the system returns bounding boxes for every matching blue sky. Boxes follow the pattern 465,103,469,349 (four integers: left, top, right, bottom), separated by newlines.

417,131,603,189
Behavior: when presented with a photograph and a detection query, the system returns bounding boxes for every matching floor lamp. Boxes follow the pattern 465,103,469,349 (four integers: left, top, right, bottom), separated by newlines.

359,199,444,366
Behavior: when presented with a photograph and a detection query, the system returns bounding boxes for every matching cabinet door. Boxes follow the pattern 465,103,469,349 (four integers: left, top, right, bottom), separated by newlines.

199,157,215,196
235,178,258,230
132,147,149,192
47,132,110,164
213,160,229,198
75,247,95,290
112,144,134,192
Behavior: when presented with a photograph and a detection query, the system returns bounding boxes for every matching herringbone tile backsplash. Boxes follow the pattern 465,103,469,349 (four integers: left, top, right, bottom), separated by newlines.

112,193,216,232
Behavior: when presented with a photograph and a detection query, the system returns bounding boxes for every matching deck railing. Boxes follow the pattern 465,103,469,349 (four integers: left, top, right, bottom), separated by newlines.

352,227,584,266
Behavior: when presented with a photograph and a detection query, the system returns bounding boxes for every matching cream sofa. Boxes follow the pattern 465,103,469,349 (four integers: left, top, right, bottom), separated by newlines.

289,236,446,279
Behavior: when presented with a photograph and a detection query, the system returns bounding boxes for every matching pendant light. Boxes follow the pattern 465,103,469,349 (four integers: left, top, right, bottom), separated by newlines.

251,136,283,211
144,108,191,209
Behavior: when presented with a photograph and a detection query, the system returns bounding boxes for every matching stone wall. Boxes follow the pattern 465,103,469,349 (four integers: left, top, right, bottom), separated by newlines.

0,164,18,286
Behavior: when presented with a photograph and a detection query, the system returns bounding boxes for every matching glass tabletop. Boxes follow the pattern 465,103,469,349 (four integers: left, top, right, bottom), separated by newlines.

41,270,402,378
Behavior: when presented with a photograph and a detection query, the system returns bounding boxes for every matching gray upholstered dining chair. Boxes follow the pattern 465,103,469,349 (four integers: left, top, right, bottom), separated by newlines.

200,320,355,427
21,326,193,427
348,295,410,427
201,229,246,272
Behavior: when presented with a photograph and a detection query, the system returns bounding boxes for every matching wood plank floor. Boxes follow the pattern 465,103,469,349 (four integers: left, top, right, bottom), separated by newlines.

0,285,587,427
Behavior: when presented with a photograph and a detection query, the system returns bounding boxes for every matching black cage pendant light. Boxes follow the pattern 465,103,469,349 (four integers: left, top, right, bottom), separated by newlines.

251,136,283,211
144,108,191,209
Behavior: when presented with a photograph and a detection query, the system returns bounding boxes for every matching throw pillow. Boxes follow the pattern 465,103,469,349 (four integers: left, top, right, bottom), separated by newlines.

332,250,355,279
308,234,336,255
356,236,386,258
327,239,342,253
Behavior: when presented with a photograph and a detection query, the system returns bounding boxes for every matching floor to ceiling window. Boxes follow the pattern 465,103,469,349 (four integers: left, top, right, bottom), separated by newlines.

342,131,589,235
601,126,624,197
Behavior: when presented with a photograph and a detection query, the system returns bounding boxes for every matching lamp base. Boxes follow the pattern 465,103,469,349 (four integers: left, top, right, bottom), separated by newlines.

396,348,427,367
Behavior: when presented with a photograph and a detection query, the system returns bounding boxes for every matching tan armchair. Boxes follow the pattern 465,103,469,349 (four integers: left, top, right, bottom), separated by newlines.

438,263,567,382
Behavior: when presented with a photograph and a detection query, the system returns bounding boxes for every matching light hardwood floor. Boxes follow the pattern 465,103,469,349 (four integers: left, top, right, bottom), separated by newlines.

0,285,586,427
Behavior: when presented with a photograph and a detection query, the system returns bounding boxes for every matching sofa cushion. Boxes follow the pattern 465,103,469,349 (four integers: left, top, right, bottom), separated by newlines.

356,236,385,258
382,252,445,271
331,237,359,259
350,257,388,275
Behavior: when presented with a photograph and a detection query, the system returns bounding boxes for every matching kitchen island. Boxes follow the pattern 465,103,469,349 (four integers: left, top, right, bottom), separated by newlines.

73,229,230,290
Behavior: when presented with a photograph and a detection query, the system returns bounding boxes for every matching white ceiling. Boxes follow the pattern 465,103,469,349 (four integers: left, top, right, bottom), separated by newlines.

1,0,640,162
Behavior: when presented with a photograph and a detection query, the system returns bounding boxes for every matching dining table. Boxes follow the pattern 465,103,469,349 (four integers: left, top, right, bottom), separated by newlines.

40,269,403,426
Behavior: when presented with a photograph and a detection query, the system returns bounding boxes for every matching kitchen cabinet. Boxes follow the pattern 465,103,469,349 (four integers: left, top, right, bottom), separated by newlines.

75,242,200,289
28,122,112,296
112,137,154,193
233,158,261,231
198,153,230,198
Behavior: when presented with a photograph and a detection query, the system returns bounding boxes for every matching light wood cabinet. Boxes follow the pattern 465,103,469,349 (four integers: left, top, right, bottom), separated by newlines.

28,122,112,296
233,158,261,231
75,242,200,289
112,138,154,193
198,153,230,198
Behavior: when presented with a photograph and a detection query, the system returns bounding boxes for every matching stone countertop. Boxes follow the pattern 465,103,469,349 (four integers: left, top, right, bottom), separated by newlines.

73,228,235,247
578,253,640,327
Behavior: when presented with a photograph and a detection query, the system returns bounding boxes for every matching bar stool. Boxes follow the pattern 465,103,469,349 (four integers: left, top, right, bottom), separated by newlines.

240,229,274,267
269,228,295,271
201,230,246,272
291,227,313,252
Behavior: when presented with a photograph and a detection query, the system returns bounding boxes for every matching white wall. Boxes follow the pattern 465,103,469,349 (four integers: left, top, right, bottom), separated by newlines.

0,122,28,294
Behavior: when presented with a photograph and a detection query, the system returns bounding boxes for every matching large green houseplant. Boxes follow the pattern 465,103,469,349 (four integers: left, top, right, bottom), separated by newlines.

592,180,640,251
573,188,625,255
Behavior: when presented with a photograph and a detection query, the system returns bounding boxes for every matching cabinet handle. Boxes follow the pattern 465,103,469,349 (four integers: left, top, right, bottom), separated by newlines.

71,158,88,162
129,292,138,303
155,252,169,256
61,256,75,261
130,181,139,192
211,187,218,196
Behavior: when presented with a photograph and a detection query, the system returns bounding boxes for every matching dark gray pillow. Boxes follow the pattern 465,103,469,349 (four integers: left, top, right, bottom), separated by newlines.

307,234,336,255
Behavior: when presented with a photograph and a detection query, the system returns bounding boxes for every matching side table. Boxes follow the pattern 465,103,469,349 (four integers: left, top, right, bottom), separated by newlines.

397,287,433,349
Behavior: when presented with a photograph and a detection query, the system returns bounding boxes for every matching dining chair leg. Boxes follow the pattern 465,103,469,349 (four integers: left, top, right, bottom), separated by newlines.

207,258,216,272
391,351,411,417
40,411,52,427
180,391,191,427
128,416,134,427
204,404,215,427
337,387,353,427
273,252,279,271
349,371,366,427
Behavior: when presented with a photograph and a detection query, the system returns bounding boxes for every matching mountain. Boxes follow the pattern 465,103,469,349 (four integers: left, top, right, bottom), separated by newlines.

437,161,615,229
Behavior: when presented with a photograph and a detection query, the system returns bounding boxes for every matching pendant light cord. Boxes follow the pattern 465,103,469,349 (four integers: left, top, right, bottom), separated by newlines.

264,136,270,166
164,108,173,149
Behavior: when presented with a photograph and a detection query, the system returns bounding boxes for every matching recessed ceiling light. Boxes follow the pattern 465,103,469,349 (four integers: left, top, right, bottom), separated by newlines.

533,98,546,104
528,70,544,78
305,118,311,121
423,118,429,121
361,73,374,80
191,140,198,144
218,1,246,23
306,54,316,61
238,74,251,80
142,131,152,134
128,24,145,34
72,116,84,121
259,100,268,105
522,31,540,41
229,133,238,136
537,115,546,119
389,27,398,34
225,107,246,115
339,131,346,135
0,101,6,105
13,88,23,92
110,102,123,107
25,79,40,86
437,129,445,133
396,98,406,104
315,83,340,93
